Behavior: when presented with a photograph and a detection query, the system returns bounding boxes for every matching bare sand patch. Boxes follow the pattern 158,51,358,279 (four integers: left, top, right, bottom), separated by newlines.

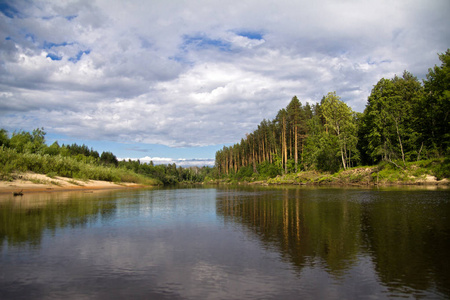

0,172,145,194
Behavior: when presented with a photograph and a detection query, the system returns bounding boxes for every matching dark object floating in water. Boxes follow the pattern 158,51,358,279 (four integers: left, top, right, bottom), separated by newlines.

13,190,23,196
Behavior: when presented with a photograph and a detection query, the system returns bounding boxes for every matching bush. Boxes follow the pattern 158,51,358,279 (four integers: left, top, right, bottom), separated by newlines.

257,161,282,179
236,166,253,179
431,157,450,180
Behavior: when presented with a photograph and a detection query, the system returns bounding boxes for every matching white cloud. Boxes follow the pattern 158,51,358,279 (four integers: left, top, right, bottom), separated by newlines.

1,0,449,154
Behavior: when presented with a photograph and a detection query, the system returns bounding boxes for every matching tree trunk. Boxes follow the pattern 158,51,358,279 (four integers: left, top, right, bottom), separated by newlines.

283,115,288,174
394,118,406,166
340,147,347,170
294,125,298,173
289,127,293,160
417,142,424,161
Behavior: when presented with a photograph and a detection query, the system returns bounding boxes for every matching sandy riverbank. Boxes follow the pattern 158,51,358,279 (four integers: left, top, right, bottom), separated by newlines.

0,172,148,194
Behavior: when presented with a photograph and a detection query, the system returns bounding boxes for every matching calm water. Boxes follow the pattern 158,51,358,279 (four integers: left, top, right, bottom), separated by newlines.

0,186,449,299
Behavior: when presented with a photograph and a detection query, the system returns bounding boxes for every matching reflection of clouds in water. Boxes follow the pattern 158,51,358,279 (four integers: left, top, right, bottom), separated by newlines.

189,261,279,299
192,261,227,285
39,222,285,299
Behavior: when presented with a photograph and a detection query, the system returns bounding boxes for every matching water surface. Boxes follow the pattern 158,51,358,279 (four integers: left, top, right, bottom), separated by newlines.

1,186,449,299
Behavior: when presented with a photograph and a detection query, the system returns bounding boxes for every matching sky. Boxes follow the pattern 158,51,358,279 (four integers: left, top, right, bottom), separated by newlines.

1,0,449,167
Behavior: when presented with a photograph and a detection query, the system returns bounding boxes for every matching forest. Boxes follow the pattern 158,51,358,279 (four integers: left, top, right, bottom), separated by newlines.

215,49,450,180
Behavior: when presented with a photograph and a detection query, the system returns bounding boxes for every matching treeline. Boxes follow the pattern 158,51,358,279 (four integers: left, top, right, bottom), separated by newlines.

215,49,449,178
118,160,215,185
0,128,121,167
0,128,214,184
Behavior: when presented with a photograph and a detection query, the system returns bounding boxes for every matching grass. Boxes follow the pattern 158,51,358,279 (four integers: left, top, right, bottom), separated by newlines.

256,158,448,186
67,179,84,186
26,177,62,186
46,171,58,178
0,147,162,186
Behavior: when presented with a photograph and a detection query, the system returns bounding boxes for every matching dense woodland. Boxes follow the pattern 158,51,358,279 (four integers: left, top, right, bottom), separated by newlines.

215,50,450,179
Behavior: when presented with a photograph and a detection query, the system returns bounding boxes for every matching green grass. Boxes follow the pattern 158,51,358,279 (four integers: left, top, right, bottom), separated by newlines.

0,147,162,186
67,179,84,186
255,159,449,186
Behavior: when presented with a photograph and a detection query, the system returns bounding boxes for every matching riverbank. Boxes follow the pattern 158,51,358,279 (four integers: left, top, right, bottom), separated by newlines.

0,172,150,194
267,169,448,186
208,164,450,187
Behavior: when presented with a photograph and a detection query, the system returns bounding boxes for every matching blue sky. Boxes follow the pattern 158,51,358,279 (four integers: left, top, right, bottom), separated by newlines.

45,132,223,166
1,0,449,166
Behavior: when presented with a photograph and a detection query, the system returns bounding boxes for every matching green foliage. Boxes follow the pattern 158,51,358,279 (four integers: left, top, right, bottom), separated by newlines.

118,159,213,184
430,157,450,180
315,135,341,173
64,143,100,158
100,151,119,167
255,161,281,179
45,141,61,156
216,50,449,182
0,129,9,147
359,72,423,166
420,49,450,156
236,165,253,179
46,171,57,178
0,128,214,186
0,146,159,184
9,128,46,154
303,117,341,173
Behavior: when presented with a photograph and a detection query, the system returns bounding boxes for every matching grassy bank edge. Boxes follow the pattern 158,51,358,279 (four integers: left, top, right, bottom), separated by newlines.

205,159,450,186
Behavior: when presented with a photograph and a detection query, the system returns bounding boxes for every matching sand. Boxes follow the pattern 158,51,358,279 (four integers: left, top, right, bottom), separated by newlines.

0,172,147,194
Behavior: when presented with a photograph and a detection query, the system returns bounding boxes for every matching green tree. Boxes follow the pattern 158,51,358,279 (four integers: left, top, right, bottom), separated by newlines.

321,92,356,170
391,71,423,163
0,129,9,147
9,127,46,153
45,141,61,156
287,96,302,172
420,49,450,156
303,110,340,172
276,108,288,174
100,151,118,167
360,72,423,166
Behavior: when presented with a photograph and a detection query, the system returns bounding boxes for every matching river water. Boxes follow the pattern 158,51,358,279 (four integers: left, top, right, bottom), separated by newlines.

0,186,449,299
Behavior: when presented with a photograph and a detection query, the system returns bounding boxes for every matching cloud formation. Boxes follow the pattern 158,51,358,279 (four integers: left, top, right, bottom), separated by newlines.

1,0,449,151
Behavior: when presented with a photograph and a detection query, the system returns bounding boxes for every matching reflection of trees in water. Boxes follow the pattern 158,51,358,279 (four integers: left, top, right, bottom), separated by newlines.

216,187,450,298
0,192,118,247
359,190,450,298
216,187,362,277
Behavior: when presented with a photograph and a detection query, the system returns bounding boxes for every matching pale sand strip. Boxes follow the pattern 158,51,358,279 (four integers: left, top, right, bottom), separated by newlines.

0,172,147,194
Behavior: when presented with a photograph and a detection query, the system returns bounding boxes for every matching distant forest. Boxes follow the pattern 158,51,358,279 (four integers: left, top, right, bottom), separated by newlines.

215,49,449,178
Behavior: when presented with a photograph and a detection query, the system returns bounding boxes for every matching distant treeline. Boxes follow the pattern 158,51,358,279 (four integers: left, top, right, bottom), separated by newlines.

0,128,214,184
215,49,449,179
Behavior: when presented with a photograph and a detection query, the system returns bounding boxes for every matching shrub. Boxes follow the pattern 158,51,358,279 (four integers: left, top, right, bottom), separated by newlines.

431,157,450,180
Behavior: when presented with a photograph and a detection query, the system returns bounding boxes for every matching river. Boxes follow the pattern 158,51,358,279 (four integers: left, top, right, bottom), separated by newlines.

1,186,449,299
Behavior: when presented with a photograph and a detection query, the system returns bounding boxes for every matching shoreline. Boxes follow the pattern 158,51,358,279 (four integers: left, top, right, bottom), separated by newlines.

0,172,150,195
207,168,450,187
